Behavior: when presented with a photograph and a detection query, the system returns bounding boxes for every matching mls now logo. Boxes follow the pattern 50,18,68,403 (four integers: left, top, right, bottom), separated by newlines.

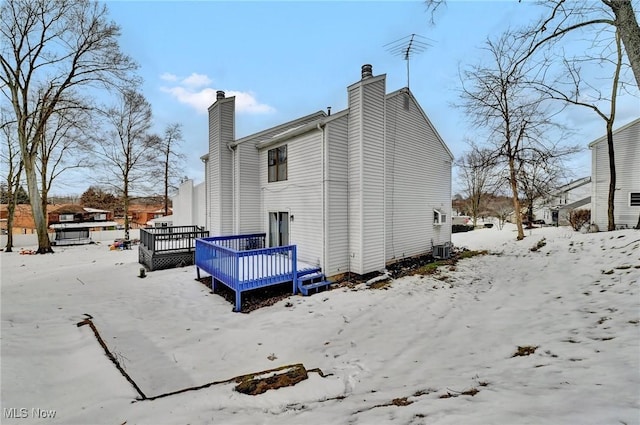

3,407,57,419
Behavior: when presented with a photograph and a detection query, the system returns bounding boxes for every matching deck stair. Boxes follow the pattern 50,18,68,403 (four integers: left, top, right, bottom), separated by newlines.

296,267,332,296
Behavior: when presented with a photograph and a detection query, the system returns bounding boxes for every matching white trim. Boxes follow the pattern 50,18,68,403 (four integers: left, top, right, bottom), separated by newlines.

433,209,447,226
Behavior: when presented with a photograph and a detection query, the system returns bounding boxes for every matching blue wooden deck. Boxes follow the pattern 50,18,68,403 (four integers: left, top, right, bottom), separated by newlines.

195,233,326,312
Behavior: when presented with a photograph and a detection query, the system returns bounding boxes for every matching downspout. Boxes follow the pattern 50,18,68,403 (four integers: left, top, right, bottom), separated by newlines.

200,156,209,231
317,122,326,273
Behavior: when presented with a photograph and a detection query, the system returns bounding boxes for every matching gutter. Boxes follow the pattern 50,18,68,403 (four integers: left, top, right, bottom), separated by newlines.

255,120,324,150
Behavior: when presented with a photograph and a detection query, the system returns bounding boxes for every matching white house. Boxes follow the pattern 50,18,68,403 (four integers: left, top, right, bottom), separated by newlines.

535,176,591,225
589,117,640,230
171,179,206,228
202,64,453,277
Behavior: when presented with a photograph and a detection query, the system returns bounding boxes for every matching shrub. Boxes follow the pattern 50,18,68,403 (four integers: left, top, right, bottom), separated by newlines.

452,224,474,233
568,209,591,231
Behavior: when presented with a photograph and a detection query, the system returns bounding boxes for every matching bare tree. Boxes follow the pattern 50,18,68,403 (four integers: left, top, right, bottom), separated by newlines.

0,0,137,253
456,144,498,226
95,90,158,240
425,0,640,87
0,111,23,251
489,196,514,230
460,32,574,240
528,28,626,230
36,97,94,226
157,123,184,216
517,151,575,226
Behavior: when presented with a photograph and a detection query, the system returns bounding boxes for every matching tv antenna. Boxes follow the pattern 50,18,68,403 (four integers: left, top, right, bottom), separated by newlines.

384,34,433,89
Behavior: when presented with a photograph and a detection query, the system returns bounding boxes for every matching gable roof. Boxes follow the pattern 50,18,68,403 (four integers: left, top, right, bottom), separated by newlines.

249,87,452,159
588,117,640,148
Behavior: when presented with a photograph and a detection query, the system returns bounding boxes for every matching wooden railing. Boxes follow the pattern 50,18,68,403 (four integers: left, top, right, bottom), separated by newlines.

195,233,298,312
140,226,208,254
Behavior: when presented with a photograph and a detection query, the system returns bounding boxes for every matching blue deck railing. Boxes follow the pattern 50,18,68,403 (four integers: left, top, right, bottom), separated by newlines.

195,233,298,312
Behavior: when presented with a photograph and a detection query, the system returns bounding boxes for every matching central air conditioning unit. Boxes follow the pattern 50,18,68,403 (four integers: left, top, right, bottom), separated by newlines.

433,243,451,260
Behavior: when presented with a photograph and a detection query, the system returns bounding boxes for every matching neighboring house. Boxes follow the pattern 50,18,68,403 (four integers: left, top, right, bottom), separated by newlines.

48,204,114,224
0,204,37,234
127,205,171,228
589,117,640,230
48,204,117,245
146,215,173,228
0,204,116,236
171,179,206,228
534,176,591,225
202,64,453,277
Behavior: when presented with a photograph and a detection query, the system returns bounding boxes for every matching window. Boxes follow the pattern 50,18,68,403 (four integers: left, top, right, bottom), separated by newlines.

434,209,447,226
630,192,640,207
268,145,287,182
59,214,74,222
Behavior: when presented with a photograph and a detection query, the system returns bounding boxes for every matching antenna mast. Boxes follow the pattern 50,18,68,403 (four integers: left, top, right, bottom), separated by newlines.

384,34,433,89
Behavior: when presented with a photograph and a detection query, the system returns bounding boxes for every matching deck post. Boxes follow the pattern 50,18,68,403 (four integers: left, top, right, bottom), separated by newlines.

292,245,298,295
235,290,242,312
234,251,241,311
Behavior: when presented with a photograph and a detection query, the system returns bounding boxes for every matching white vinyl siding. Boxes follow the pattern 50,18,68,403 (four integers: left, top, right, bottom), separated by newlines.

360,78,386,274
260,130,324,268
385,91,452,262
590,118,640,229
347,75,386,275
324,114,349,276
347,83,363,273
207,97,234,235
235,141,261,234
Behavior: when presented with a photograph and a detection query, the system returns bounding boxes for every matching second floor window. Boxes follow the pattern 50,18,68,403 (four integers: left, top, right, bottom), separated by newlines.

268,145,287,182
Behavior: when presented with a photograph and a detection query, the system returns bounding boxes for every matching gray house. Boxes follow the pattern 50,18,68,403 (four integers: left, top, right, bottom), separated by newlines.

589,117,640,230
203,64,453,277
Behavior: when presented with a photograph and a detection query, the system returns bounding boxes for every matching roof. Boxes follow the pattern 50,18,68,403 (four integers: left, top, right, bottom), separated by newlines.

553,176,591,194
229,110,327,148
49,221,118,229
588,117,640,148
249,87,454,160
52,204,87,214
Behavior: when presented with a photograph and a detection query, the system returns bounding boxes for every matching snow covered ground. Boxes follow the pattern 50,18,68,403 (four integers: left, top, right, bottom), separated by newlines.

1,224,638,424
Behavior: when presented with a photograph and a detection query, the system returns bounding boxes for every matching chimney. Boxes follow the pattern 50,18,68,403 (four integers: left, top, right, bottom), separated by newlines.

361,64,373,79
216,90,225,100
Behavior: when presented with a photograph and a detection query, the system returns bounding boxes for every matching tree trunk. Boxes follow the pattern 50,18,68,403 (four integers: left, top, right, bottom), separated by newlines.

124,189,130,241
508,158,525,240
164,147,170,216
23,156,53,253
606,123,616,231
607,0,640,88
5,201,15,252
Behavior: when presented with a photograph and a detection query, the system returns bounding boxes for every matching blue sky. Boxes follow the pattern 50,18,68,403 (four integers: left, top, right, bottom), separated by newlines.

57,0,639,196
